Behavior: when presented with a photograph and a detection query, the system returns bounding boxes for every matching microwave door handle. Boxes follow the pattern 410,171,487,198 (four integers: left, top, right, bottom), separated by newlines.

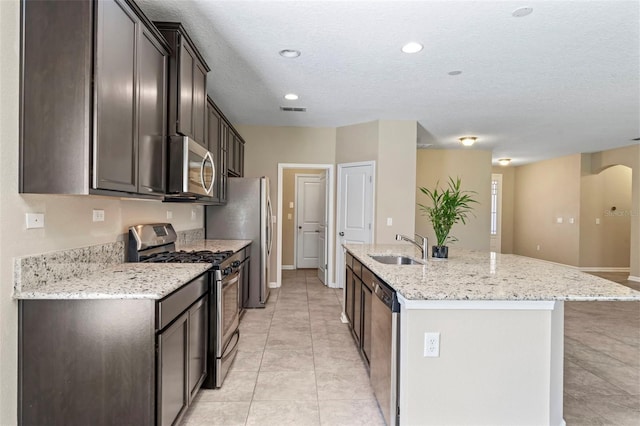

200,151,215,195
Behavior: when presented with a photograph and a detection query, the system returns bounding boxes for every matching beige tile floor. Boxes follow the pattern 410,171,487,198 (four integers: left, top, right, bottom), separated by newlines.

181,269,385,426
182,270,639,425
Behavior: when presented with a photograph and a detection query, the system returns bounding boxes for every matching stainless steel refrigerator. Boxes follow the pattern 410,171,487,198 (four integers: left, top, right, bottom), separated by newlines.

205,177,272,308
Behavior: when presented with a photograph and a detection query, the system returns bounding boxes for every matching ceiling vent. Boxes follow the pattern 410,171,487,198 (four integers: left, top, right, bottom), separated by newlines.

280,106,307,112
417,143,433,149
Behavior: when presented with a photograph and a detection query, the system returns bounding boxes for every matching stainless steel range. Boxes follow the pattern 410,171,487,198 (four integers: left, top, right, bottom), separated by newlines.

128,223,242,389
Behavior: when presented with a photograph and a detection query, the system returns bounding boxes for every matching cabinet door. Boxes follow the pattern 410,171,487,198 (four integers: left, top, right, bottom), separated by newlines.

177,41,194,138
219,122,229,203
228,131,237,176
94,0,138,193
238,142,244,177
188,297,208,403
361,280,372,364
353,276,362,345
192,62,207,144
345,266,354,326
206,103,221,202
158,312,188,426
137,28,167,194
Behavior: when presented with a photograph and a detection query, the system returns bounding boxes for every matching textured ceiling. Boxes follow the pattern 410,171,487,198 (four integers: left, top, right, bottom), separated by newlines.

137,0,640,165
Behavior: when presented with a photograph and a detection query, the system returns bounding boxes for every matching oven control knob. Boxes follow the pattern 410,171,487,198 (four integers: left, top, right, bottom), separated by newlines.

231,261,241,268
224,267,232,275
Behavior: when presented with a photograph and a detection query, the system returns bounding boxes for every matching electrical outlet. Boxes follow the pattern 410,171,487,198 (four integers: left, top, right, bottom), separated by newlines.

536,244,541,251
25,213,45,229
595,218,601,225
166,210,173,219
424,332,440,357
287,213,292,220
191,210,197,221
92,209,105,222
289,202,294,209
386,217,393,226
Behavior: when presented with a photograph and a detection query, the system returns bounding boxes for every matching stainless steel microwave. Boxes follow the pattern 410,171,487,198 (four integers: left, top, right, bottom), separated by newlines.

167,136,215,199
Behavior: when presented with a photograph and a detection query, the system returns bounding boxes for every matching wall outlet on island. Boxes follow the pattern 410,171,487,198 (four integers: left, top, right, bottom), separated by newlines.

536,244,541,251
424,332,440,357
191,210,197,221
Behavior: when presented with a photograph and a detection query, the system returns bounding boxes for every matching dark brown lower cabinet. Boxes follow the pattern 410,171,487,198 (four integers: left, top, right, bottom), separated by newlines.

361,279,373,364
19,275,208,426
345,266,354,325
345,255,375,368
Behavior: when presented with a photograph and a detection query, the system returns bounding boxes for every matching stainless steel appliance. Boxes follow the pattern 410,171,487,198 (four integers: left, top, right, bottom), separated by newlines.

167,136,215,199
205,177,272,308
370,276,400,426
128,223,244,389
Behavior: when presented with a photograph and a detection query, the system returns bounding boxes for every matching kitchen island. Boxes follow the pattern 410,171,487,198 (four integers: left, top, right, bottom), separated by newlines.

343,243,640,426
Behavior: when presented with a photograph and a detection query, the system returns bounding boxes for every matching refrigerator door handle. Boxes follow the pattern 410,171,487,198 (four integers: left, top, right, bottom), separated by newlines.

266,197,273,257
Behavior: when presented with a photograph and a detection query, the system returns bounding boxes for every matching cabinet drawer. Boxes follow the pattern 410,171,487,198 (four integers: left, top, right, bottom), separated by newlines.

361,267,373,291
158,273,208,330
353,257,362,278
345,252,353,269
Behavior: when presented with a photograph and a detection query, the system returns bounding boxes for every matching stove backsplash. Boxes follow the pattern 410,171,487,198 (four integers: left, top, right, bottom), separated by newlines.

176,228,204,247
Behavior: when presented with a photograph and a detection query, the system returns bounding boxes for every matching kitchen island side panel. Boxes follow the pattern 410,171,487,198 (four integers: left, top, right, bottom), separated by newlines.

19,299,156,425
399,302,563,426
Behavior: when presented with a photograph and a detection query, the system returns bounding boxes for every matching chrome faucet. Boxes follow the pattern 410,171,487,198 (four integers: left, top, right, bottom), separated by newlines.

395,233,428,260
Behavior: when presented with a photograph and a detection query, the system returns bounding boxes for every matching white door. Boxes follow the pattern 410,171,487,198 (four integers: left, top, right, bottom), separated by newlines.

296,174,323,269
336,161,375,289
489,174,502,253
317,172,328,284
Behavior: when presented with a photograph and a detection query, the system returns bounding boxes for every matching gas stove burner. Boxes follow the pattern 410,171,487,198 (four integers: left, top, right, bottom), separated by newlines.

140,250,234,265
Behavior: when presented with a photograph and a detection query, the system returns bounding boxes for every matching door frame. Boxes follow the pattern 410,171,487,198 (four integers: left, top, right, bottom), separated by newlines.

490,173,503,253
336,160,376,289
277,163,335,287
293,173,323,269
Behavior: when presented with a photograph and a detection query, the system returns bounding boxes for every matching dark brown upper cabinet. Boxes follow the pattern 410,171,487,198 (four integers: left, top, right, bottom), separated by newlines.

20,0,169,197
154,22,210,146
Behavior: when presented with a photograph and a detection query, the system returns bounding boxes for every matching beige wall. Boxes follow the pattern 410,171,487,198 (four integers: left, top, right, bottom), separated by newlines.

376,121,417,243
335,120,417,244
415,150,492,251
235,125,336,282
579,165,632,268
0,2,200,421
282,168,324,266
513,154,582,266
587,144,640,277
492,166,515,254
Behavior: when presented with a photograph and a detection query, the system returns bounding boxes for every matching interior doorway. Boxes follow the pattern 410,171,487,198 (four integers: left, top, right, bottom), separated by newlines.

294,173,323,269
276,163,335,287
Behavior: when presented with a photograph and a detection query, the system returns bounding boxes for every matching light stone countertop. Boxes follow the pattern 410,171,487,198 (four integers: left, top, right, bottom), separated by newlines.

13,263,211,300
14,239,250,300
344,243,640,301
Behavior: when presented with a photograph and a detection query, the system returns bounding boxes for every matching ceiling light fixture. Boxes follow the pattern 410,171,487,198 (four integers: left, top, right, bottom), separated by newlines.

498,158,512,166
283,93,299,101
459,136,477,147
512,7,533,17
401,42,423,54
279,49,301,58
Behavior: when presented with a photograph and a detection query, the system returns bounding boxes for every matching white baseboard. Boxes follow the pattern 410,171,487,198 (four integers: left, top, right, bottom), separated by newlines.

327,281,340,289
281,265,295,270
269,281,280,288
628,275,640,283
340,312,349,324
579,267,630,273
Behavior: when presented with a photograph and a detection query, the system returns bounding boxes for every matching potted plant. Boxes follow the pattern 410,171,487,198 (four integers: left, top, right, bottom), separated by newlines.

418,176,478,258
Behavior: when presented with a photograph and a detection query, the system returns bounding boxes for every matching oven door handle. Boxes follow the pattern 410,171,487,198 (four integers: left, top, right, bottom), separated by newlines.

221,271,240,289
221,329,240,361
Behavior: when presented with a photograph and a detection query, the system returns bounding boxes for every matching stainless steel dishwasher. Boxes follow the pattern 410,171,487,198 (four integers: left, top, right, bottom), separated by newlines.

370,276,400,426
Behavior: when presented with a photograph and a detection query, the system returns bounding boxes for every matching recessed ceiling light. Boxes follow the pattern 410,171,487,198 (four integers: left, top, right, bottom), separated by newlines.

498,158,512,166
459,136,477,147
512,7,533,17
448,70,462,76
401,42,423,54
279,49,301,58
283,93,299,101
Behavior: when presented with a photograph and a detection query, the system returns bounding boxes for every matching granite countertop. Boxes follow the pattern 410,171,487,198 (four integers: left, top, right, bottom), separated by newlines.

178,239,252,253
344,243,640,302
13,263,211,300
14,239,251,300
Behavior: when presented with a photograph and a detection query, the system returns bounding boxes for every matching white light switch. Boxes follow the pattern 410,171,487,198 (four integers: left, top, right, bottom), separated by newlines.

289,202,294,209
595,218,601,225
26,213,45,229
287,213,292,220
92,209,105,222
272,215,277,224
556,217,563,224
386,217,393,226
569,217,575,224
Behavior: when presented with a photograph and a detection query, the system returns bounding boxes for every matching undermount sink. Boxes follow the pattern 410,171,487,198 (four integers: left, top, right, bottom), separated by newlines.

369,255,425,265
